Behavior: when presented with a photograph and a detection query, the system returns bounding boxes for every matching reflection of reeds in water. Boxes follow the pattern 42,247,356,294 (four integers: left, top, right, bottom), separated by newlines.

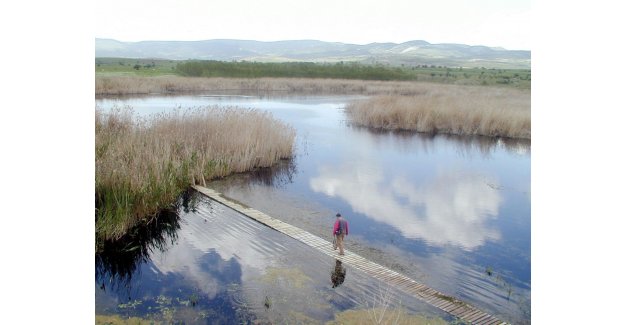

96,106,295,241
95,197,184,292
242,159,297,188
350,125,530,158
345,88,530,139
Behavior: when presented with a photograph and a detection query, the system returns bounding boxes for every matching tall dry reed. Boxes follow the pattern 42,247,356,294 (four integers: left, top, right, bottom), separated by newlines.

345,85,530,139
95,106,295,240
95,75,493,96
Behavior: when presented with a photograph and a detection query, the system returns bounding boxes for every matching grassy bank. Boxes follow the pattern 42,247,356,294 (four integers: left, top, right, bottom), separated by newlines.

96,58,530,89
95,106,295,241
345,85,530,139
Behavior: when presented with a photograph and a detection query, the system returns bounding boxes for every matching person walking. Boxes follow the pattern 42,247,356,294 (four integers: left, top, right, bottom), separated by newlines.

333,213,349,255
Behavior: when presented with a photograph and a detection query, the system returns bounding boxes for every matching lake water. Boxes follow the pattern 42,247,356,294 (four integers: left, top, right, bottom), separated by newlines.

96,93,531,324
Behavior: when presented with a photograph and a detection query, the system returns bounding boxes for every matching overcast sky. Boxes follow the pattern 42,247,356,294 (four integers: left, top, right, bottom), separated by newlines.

95,0,530,50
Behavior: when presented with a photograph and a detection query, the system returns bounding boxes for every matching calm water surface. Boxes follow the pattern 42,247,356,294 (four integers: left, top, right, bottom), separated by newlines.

96,93,531,324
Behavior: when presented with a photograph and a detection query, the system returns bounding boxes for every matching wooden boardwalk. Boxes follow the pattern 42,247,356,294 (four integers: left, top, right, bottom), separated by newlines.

192,185,509,325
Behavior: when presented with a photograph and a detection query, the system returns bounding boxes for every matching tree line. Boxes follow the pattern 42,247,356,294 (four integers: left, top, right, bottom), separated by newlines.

175,60,415,81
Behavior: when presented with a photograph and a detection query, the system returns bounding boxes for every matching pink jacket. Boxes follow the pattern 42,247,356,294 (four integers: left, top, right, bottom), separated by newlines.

333,218,349,236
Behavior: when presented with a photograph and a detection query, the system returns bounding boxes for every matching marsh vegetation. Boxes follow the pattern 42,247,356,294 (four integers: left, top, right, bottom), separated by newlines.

94,75,467,96
345,85,530,139
95,55,530,323
95,106,295,241
95,59,530,140
95,73,529,97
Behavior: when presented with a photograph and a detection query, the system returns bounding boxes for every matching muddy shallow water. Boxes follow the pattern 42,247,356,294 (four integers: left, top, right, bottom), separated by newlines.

96,93,531,324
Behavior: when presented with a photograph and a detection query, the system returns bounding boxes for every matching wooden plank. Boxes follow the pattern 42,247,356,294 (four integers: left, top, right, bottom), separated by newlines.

456,307,475,320
471,315,492,324
464,310,484,322
432,299,450,309
484,318,503,325
453,306,472,318
408,282,427,291
472,315,493,324
423,295,441,304
393,277,413,287
437,301,455,311
445,304,465,314
471,315,493,324
441,303,461,313
472,313,494,324
476,317,496,325
480,315,496,324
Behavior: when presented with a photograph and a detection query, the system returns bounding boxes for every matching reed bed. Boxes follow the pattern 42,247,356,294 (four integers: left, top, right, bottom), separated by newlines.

344,85,530,139
95,106,295,240
96,75,482,96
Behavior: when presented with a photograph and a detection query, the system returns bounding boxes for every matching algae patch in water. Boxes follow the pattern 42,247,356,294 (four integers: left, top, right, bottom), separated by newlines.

285,310,323,325
326,308,449,325
117,299,143,310
250,266,334,324
260,267,313,289
96,314,159,325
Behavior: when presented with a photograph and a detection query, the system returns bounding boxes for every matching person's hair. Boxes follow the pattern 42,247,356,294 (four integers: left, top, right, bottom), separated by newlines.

336,213,341,217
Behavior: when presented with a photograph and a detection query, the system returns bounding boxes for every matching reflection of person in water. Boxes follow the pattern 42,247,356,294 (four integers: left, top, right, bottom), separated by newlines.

333,213,349,255
331,259,347,288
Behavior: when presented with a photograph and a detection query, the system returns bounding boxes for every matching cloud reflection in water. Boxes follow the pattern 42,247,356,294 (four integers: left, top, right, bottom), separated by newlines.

310,163,502,250
148,203,284,299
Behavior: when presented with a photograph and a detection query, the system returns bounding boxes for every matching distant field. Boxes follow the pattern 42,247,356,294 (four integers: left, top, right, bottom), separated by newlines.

96,58,179,76
96,58,530,89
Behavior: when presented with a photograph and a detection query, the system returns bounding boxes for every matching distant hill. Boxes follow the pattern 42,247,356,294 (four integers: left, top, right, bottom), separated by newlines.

96,38,530,69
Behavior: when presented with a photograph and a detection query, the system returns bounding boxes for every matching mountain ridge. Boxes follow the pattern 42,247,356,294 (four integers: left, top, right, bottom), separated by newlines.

95,38,530,69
